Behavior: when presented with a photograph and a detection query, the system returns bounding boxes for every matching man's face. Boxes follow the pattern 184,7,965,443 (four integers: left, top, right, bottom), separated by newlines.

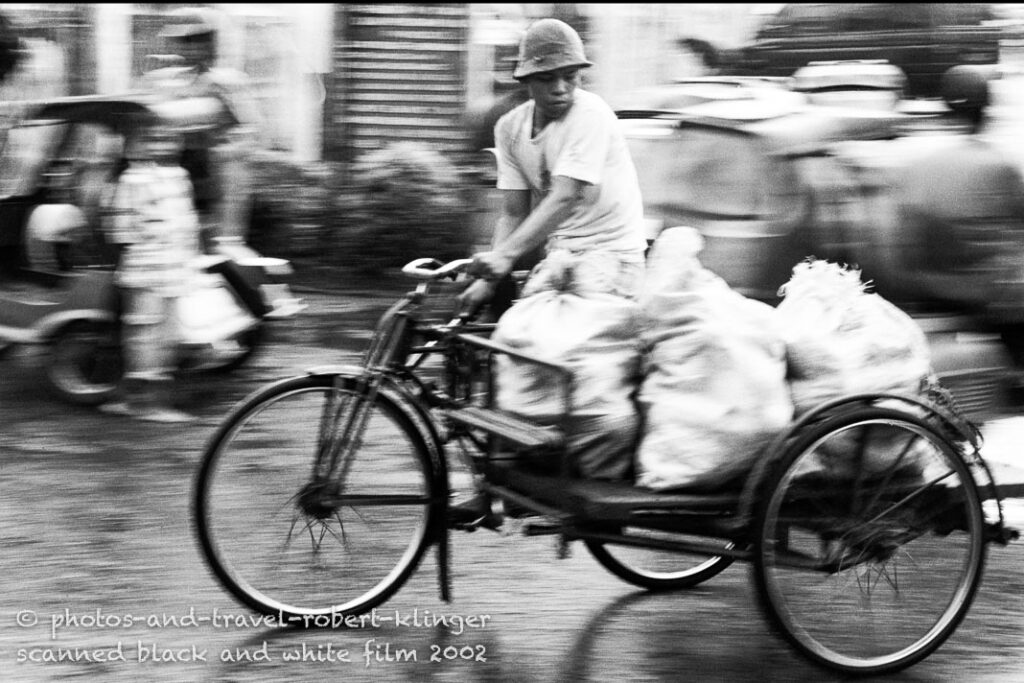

525,67,581,122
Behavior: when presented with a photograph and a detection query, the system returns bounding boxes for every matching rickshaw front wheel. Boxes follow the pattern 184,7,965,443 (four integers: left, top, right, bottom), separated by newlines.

194,374,438,620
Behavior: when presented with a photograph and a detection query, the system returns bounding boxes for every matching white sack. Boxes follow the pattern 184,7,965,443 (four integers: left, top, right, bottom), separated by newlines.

635,228,794,491
492,257,643,480
776,259,932,414
775,259,934,476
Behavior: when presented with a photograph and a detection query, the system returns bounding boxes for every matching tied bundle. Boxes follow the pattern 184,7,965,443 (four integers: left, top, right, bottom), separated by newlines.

777,259,932,414
634,227,794,491
776,258,934,477
492,253,644,480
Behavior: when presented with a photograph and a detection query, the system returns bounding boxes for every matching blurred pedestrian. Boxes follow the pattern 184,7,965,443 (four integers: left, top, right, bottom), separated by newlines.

891,65,1024,368
450,17,648,527
146,6,261,248
100,122,201,423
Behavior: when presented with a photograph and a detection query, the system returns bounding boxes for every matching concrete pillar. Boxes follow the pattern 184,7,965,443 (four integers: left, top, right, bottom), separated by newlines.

93,4,131,94
293,4,333,162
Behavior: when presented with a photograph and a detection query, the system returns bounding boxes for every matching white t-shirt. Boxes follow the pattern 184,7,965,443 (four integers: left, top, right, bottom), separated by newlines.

493,89,647,257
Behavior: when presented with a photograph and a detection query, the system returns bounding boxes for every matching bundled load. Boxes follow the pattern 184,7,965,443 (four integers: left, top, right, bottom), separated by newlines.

635,228,794,491
491,252,644,480
777,259,933,414
775,259,934,477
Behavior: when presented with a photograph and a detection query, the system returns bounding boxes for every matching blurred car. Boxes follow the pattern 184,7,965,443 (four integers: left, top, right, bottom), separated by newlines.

617,79,1015,420
615,76,800,117
790,59,908,109
730,3,1001,98
0,93,302,405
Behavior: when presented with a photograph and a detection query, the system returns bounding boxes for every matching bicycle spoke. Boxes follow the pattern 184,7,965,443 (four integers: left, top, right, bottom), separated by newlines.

335,511,348,543
306,521,324,553
344,505,367,526
858,431,921,515
284,512,301,548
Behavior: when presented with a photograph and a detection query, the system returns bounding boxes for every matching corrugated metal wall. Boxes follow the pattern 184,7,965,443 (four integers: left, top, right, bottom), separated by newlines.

327,3,470,164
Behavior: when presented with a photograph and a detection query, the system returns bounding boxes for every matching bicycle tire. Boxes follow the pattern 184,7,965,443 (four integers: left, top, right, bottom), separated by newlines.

586,531,734,590
194,373,439,622
752,406,986,675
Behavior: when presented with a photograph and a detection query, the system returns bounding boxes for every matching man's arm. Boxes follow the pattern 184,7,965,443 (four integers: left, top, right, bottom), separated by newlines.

497,175,596,260
474,175,597,280
491,188,531,248
457,188,530,313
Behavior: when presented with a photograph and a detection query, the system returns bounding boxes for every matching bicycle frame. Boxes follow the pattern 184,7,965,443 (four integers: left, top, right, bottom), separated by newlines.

309,262,1018,553
195,256,1020,676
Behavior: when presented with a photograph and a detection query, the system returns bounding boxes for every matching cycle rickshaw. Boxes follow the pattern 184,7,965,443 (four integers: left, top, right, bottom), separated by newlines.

194,257,1020,676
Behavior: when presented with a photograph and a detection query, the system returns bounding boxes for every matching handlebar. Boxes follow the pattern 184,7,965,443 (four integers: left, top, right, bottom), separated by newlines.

401,258,474,281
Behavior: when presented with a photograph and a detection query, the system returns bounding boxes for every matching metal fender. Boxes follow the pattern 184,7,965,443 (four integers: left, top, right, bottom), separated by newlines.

735,391,989,531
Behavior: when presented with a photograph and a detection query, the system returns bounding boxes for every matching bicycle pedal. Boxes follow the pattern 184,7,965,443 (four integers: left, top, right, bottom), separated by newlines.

447,516,479,532
447,514,503,533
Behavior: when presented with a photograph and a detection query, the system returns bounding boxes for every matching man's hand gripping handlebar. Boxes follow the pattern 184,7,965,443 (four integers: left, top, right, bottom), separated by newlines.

401,258,483,324
401,257,475,281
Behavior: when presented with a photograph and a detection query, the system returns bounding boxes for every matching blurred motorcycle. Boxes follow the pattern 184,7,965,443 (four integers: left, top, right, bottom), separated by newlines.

0,93,303,405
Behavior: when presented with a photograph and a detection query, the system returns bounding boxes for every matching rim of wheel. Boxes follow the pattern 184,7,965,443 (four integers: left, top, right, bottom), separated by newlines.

593,538,733,581
758,416,984,672
196,381,435,618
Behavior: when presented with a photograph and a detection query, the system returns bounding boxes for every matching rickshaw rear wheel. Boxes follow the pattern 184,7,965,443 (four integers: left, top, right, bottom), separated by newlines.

751,405,986,675
43,320,123,405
